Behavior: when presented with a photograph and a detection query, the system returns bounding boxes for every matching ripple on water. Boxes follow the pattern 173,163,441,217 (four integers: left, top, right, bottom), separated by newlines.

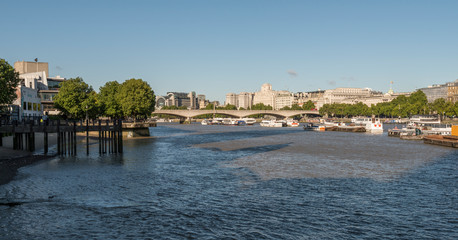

0,124,456,239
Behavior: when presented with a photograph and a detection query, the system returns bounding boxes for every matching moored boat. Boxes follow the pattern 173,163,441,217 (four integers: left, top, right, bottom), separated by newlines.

303,123,319,131
201,119,212,125
352,117,383,133
286,119,300,127
242,118,256,125
260,120,285,127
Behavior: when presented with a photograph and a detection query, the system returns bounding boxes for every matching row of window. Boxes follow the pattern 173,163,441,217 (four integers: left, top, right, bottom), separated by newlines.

23,102,41,112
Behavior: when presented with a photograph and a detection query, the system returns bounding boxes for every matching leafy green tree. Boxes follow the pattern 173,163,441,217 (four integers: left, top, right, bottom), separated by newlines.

117,78,155,119
161,105,188,110
53,77,97,119
223,104,237,110
280,106,291,110
432,98,448,118
251,103,273,110
83,91,100,119
99,81,122,117
452,102,458,117
204,103,215,110
0,59,21,105
290,104,302,110
302,100,315,110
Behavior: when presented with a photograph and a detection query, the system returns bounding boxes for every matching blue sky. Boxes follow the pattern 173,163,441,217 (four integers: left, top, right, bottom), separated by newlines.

3,0,457,102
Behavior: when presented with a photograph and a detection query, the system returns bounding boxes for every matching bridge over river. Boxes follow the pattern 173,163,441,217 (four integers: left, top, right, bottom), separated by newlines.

153,109,320,119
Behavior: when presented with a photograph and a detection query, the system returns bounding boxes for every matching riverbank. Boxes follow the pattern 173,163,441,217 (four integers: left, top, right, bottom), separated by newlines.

0,147,56,185
1,133,59,186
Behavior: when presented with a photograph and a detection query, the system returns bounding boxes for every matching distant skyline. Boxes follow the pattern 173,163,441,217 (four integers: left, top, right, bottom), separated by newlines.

3,0,458,102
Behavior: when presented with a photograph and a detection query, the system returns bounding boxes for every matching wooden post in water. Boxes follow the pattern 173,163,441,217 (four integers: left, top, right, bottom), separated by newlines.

30,120,35,152
98,120,102,154
44,120,48,154
24,120,29,151
57,120,61,155
73,121,77,155
0,120,2,147
68,131,71,155
63,131,66,155
119,119,123,153
86,119,89,155
107,122,113,153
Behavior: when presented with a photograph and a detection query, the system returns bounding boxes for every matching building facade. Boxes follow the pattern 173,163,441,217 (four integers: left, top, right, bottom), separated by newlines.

237,92,253,109
418,84,448,103
447,80,458,103
14,61,49,77
13,61,66,118
252,83,276,108
275,91,294,110
225,93,237,106
156,92,201,110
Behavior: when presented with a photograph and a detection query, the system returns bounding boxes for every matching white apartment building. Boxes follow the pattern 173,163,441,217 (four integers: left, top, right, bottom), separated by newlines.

225,93,237,106
225,83,295,110
14,71,48,120
275,91,294,110
237,92,253,109
252,83,276,108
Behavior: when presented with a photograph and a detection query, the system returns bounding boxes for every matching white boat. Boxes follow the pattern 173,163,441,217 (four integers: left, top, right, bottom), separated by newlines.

320,119,340,127
222,118,233,125
409,115,441,124
352,117,383,133
242,118,256,125
286,119,300,127
201,119,212,125
303,123,319,131
404,115,450,135
260,120,284,127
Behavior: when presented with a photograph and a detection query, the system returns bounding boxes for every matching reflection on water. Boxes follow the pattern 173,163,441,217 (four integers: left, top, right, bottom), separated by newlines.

0,123,457,239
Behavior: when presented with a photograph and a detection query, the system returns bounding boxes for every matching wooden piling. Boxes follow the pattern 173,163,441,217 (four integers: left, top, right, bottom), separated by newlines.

98,120,102,154
57,120,61,154
118,119,123,153
73,121,77,155
44,119,48,154
86,119,89,155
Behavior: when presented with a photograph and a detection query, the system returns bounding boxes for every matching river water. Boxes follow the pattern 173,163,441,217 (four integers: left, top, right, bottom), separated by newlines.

0,124,457,239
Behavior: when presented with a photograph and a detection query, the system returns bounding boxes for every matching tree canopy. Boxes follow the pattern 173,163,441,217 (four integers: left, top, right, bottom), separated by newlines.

117,78,155,119
302,100,316,110
0,59,21,105
250,103,273,110
53,77,98,119
99,81,122,117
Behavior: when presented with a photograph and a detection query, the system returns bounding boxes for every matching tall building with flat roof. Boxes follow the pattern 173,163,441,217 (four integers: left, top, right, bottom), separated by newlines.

237,92,253,109
225,93,237,106
14,61,49,77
